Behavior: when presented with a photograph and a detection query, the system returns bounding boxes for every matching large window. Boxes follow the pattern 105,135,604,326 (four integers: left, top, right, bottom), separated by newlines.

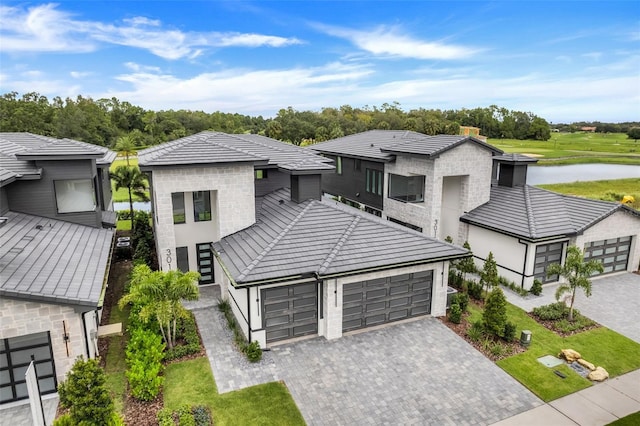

193,191,211,222
54,179,96,213
388,174,425,203
366,169,383,196
176,246,189,273
172,193,185,224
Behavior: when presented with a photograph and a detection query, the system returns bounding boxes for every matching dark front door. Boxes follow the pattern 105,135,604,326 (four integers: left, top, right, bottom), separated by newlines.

197,243,214,285
262,283,318,343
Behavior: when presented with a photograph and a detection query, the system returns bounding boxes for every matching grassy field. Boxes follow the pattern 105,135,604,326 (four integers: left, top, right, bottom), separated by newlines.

464,302,640,402
489,132,640,165
537,178,640,210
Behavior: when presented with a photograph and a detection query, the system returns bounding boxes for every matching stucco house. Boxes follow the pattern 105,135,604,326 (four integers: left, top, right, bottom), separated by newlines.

313,130,640,290
0,133,116,405
139,132,468,348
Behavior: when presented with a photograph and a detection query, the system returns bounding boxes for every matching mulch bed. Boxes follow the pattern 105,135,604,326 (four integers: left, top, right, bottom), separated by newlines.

526,312,601,337
124,393,163,426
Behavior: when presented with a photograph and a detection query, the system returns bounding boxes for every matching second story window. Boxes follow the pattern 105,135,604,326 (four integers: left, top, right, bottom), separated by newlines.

336,156,342,175
54,179,96,213
366,169,383,196
193,191,212,222
388,174,425,203
172,192,185,224
255,169,268,179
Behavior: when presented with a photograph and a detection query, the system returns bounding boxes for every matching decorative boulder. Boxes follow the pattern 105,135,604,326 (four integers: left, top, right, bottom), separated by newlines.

577,358,596,371
559,349,582,362
588,367,609,382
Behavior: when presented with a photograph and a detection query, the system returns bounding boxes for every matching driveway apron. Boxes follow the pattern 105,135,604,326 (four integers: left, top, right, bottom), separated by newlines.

189,286,542,425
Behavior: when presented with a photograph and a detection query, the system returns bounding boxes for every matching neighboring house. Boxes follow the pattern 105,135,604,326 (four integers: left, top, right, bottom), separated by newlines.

139,132,468,348
580,126,597,132
312,131,640,290
459,126,487,142
0,133,116,405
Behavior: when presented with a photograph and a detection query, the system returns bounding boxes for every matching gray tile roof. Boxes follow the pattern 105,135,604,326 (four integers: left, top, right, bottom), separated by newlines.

0,211,114,307
493,153,539,164
139,132,333,171
311,130,502,160
461,185,639,240
0,167,18,185
214,189,468,285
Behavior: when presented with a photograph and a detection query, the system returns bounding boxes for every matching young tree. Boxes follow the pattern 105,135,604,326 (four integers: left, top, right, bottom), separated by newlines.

547,245,604,321
480,251,499,294
111,165,149,230
458,241,477,281
483,287,508,337
114,135,137,165
119,265,200,348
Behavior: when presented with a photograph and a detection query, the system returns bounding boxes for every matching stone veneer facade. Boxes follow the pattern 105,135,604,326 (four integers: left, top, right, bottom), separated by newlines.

383,142,493,242
151,164,256,276
0,298,87,387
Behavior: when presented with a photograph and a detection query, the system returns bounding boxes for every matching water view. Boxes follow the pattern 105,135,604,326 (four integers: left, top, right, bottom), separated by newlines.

527,164,640,185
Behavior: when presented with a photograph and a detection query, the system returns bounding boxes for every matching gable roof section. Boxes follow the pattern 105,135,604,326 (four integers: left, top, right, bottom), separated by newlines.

311,130,502,161
139,131,333,171
214,188,468,285
0,211,114,307
461,185,639,240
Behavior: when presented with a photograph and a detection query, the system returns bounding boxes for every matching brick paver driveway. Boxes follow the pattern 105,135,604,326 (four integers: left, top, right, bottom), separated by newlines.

191,287,542,426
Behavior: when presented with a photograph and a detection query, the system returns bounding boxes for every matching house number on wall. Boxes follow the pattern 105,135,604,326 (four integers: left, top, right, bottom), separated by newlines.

165,248,172,268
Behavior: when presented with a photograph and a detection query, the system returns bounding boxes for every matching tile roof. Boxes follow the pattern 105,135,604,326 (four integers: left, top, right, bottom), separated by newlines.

0,211,114,307
493,153,539,164
311,130,502,160
138,131,333,171
214,188,468,285
461,185,639,240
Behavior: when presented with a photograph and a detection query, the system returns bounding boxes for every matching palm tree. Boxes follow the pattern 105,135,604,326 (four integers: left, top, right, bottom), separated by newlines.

114,135,136,166
547,245,604,321
111,165,149,230
119,264,200,349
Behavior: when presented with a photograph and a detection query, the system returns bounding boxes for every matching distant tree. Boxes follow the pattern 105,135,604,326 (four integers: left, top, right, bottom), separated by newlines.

547,245,603,321
627,127,640,142
111,165,149,230
480,251,499,293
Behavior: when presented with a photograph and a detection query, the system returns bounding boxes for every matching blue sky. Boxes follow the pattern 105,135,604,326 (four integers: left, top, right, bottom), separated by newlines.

1,1,638,123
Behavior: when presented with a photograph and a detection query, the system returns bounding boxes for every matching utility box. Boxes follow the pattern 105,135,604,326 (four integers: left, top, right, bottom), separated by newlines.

446,286,458,309
520,330,532,347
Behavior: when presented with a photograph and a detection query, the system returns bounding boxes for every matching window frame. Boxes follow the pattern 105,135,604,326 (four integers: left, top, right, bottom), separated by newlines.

172,192,186,224
54,179,96,214
365,169,383,196
336,156,342,175
193,191,212,222
388,174,425,203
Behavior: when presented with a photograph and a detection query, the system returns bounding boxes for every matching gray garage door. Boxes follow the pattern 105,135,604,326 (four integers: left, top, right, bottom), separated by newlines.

262,283,318,343
343,271,433,333
584,236,631,275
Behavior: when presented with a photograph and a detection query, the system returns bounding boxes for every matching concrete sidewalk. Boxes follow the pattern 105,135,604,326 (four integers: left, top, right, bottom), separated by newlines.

492,369,640,426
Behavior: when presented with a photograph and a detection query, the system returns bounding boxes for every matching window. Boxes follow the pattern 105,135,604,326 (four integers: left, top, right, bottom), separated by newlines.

193,191,211,222
336,156,342,175
172,193,185,224
54,179,96,213
354,159,361,171
366,169,383,196
176,247,189,273
388,174,425,203
255,169,268,179
197,243,214,284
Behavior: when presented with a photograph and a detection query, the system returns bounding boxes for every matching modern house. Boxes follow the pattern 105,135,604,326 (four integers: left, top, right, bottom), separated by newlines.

139,132,468,348
312,130,640,290
0,133,116,405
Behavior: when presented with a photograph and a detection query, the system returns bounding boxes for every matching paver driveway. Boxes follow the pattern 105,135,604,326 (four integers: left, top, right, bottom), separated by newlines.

190,286,542,426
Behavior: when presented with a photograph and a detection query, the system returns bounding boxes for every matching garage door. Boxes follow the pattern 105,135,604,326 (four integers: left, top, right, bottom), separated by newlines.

343,271,433,333
534,241,565,283
584,236,632,275
0,332,57,403
262,283,318,343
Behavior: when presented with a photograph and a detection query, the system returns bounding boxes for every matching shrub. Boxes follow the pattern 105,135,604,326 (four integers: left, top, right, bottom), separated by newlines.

452,292,469,312
157,408,176,426
467,280,484,301
490,341,507,358
448,303,462,324
480,252,499,292
532,302,567,321
448,269,463,289
483,287,508,337
530,279,543,296
165,312,201,361
52,414,74,426
178,404,196,426
126,328,165,401
57,357,116,425
467,320,484,342
217,298,231,313
193,405,212,426
503,321,517,342
245,340,263,363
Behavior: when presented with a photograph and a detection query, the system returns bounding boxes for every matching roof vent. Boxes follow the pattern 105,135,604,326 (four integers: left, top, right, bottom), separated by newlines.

370,143,374,147
35,224,43,230
0,217,7,228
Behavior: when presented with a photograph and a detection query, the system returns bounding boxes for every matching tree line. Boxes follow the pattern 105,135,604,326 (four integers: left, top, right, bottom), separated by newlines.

0,91,579,147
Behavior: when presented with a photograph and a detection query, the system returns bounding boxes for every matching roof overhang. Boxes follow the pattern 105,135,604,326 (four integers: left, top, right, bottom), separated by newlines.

139,158,270,172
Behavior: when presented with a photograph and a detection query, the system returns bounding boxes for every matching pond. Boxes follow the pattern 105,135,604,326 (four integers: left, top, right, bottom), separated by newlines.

527,164,640,185
113,201,151,212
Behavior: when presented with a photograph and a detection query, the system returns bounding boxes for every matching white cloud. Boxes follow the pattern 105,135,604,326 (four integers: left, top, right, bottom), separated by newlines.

0,3,302,59
314,23,479,60
582,52,602,61
70,71,92,79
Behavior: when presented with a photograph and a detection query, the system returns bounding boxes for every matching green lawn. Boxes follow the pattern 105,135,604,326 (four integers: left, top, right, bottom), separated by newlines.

489,132,640,165
607,411,640,425
537,178,640,210
483,303,640,401
110,157,139,171
164,357,305,426
116,219,132,231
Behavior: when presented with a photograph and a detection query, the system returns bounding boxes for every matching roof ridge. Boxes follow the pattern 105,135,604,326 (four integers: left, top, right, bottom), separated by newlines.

318,215,360,275
139,133,205,162
236,200,314,281
523,185,538,238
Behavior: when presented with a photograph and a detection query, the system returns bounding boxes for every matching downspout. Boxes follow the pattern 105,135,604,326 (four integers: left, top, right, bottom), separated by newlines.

246,288,252,342
81,311,91,359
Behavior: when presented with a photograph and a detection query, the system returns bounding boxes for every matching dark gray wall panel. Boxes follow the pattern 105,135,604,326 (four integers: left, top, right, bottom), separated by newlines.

291,174,322,203
321,155,384,209
0,187,8,214
255,169,289,197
